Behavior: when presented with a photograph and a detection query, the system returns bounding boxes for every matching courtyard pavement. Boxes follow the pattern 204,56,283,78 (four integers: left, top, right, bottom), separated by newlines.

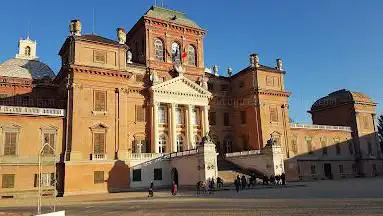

1,177,383,215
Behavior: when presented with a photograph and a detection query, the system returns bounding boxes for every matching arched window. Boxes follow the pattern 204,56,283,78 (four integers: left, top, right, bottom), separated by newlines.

154,38,164,61
171,42,181,63
159,134,167,153
25,46,31,56
176,135,184,152
188,45,196,66
193,135,201,149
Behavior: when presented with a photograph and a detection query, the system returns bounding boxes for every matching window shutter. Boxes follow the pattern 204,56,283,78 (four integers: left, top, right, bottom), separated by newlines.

94,133,105,154
4,132,17,155
94,91,106,111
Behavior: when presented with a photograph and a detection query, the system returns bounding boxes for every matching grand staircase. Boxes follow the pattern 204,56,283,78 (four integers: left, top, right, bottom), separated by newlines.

217,155,264,183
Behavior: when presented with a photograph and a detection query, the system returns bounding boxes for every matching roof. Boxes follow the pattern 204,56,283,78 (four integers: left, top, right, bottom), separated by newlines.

144,6,201,29
75,34,120,46
0,58,55,80
311,89,376,111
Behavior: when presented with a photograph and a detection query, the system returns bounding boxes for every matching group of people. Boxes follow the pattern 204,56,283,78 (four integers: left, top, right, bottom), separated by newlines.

262,173,286,185
234,175,252,192
148,181,178,197
196,177,218,194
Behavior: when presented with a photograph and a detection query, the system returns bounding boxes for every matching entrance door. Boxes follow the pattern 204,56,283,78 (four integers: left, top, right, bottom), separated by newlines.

324,163,332,179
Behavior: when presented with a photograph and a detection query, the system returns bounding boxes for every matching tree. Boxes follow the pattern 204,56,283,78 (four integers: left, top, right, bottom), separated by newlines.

378,114,383,154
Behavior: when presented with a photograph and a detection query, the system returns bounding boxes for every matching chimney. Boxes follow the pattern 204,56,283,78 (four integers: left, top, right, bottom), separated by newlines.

117,27,126,45
70,19,82,36
250,53,259,68
276,58,283,71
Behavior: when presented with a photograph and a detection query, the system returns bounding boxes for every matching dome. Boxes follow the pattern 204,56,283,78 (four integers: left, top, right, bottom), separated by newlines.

310,89,375,111
0,58,55,80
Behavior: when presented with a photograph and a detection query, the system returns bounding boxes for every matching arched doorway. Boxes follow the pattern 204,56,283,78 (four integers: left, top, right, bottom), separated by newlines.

171,168,179,186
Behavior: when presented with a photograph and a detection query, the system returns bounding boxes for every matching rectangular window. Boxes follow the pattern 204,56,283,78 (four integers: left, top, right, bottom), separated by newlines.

34,173,54,187
94,90,107,112
310,165,316,175
158,106,166,124
339,165,344,174
93,132,106,154
240,111,247,124
266,76,274,86
136,105,145,122
220,84,228,92
270,106,278,122
94,50,106,64
363,115,370,129
94,171,104,184
154,168,162,180
133,139,147,153
291,137,297,154
43,132,55,155
4,132,17,156
306,137,313,154
133,169,142,182
209,112,216,126
176,108,184,125
224,112,230,126
239,81,245,88
2,174,15,188
321,138,327,155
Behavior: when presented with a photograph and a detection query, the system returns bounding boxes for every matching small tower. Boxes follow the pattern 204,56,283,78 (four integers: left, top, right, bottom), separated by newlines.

276,58,283,71
15,37,38,60
213,65,219,76
227,66,232,77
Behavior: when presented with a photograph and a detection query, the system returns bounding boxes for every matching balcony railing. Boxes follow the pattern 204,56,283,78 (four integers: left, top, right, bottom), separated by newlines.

290,123,352,132
225,150,261,158
92,153,106,160
0,105,65,117
125,153,164,160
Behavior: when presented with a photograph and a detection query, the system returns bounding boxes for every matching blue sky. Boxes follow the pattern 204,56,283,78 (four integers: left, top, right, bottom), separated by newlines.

1,0,382,123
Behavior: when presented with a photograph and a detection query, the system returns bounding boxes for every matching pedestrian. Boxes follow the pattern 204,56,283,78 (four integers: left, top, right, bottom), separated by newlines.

275,175,281,185
236,175,241,189
270,175,275,185
234,178,240,193
241,175,247,190
196,181,202,194
148,181,154,197
171,181,177,195
281,173,286,185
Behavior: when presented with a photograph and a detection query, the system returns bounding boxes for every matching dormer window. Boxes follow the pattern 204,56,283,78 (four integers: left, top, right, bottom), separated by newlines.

25,46,31,56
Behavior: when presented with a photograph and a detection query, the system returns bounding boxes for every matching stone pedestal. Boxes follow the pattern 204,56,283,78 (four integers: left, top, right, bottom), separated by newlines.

261,144,285,176
197,141,218,181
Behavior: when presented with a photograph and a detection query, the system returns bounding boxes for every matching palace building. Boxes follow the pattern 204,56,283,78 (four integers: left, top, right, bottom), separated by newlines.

0,6,382,197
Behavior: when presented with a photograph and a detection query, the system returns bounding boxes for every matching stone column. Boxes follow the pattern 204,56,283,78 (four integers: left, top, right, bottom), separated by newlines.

171,103,177,152
187,105,194,150
152,102,159,153
203,106,210,136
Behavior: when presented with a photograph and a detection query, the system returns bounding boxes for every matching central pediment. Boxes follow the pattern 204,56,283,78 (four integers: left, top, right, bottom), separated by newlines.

150,75,212,106
150,75,212,98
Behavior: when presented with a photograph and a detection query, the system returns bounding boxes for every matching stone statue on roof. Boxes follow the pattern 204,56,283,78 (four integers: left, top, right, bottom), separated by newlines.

126,50,132,64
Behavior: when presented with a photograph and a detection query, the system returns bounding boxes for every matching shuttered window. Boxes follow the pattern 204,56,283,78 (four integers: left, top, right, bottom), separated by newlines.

94,171,104,184
94,50,106,64
136,105,145,122
93,132,105,154
2,174,15,188
270,106,278,122
94,91,106,111
4,132,17,156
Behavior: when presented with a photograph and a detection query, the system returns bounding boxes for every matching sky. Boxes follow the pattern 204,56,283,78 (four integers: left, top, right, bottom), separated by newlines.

0,0,382,123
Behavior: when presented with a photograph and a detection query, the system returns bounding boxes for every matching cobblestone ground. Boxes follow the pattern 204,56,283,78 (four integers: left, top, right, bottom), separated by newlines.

1,177,383,215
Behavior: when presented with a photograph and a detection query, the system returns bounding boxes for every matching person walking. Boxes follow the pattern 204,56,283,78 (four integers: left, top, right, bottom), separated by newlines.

281,173,286,185
171,181,178,196
241,175,247,190
148,181,154,197
234,178,240,193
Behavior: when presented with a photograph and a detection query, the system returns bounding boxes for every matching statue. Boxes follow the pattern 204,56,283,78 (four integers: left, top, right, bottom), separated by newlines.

213,65,218,76
201,131,213,145
227,66,233,77
126,50,133,64
276,58,283,71
250,53,259,68
117,28,126,44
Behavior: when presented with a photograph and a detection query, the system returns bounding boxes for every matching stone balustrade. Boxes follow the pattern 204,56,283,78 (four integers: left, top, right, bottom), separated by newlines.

0,105,65,117
225,150,261,158
290,123,352,132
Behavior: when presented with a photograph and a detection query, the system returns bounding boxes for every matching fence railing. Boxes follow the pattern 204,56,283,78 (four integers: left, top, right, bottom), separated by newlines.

225,150,261,158
0,105,65,117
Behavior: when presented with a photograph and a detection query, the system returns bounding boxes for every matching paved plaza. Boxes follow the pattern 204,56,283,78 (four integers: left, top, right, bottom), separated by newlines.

1,177,383,215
